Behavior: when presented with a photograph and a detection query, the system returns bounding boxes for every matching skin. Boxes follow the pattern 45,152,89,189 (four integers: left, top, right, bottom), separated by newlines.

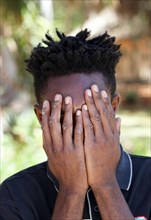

34,72,134,220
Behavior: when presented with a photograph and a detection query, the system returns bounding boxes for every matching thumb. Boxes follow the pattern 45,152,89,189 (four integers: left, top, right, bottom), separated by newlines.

116,117,121,136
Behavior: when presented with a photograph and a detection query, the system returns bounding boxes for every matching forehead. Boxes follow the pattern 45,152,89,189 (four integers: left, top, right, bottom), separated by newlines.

44,72,108,110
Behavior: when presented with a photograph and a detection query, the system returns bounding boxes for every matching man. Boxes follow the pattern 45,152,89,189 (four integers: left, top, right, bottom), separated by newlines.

0,29,150,220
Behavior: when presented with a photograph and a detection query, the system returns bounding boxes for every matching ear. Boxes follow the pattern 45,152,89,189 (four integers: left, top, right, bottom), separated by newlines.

111,92,120,114
34,104,42,125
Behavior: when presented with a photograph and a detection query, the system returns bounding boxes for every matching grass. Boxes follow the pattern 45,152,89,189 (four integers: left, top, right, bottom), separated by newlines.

0,108,150,182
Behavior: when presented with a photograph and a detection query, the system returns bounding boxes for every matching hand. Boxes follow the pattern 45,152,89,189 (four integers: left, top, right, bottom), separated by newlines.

41,94,88,194
82,85,121,188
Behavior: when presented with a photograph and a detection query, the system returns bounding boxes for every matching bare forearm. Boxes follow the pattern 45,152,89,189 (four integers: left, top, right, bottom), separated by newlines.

93,178,134,220
51,188,86,220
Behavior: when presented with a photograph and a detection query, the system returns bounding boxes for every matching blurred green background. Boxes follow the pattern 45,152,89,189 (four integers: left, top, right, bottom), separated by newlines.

0,0,151,182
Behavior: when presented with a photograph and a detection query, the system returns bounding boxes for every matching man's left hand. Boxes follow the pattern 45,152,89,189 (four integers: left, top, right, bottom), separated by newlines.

82,85,121,189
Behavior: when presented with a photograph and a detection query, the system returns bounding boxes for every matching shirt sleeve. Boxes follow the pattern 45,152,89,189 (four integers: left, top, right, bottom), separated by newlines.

0,202,22,220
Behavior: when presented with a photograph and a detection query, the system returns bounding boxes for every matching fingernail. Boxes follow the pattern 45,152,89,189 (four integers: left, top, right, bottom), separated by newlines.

101,90,108,98
83,104,88,111
76,110,81,116
65,96,71,105
92,85,99,92
54,94,61,101
87,89,92,97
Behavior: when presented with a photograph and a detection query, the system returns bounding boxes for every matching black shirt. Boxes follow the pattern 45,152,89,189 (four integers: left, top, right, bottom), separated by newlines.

0,151,151,220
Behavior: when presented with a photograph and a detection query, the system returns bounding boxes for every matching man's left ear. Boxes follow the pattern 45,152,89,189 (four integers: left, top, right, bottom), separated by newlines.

112,92,120,114
34,104,42,124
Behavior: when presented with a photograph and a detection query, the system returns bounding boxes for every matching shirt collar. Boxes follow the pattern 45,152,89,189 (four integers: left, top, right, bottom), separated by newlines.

116,145,133,190
47,145,133,192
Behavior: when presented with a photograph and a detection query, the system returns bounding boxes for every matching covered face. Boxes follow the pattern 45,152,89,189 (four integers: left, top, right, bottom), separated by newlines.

34,72,120,125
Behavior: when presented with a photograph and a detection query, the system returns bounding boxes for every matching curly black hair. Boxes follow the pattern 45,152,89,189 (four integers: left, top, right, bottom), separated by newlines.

25,29,122,104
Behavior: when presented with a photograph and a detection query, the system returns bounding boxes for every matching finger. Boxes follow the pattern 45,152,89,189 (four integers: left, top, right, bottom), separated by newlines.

100,90,117,134
62,96,73,148
116,117,121,136
41,100,52,152
74,110,83,147
85,89,103,138
82,104,94,142
91,85,111,134
42,133,48,155
49,94,63,149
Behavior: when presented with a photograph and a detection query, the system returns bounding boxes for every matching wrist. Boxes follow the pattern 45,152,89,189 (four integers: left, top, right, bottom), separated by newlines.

90,173,117,191
59,185,87,196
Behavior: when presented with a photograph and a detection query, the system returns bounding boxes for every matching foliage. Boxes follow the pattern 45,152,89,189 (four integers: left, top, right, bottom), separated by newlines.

124,91,139,104
1,1,51,93
1,108,46,182
1,0,150,94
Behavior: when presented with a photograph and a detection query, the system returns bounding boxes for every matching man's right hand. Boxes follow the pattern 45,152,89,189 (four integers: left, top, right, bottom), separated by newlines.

41,94,88,194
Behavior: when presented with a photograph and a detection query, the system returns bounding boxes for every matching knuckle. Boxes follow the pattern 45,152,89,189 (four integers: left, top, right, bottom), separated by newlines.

100,107,108,116
91,112,101,121
74,127,83,135
85,122,93,129
52,148,61,154
49,116,59,126
62,122,72,130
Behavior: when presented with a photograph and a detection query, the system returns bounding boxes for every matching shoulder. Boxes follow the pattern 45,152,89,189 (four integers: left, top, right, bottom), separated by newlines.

0,161,47,194
0,162,54,219
129,154,151,182
2,161,47,181
130,154,151,167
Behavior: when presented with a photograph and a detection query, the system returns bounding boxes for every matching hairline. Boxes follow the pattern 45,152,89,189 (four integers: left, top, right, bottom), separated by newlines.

36,71,116,106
